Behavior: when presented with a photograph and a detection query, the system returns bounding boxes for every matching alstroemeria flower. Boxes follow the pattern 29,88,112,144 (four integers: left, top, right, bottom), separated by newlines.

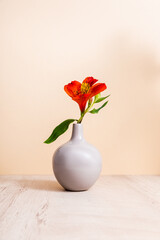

64,77,107,112
44,77,109,144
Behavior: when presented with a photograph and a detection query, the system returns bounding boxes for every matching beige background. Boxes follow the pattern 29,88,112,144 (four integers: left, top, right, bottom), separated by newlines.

0,0,160,175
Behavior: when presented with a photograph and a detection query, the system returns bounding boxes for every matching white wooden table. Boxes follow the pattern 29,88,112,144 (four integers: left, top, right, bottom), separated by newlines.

0,175,160,240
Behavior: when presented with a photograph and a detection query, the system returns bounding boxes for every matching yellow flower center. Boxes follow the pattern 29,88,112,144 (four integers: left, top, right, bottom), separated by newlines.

81,83,90,94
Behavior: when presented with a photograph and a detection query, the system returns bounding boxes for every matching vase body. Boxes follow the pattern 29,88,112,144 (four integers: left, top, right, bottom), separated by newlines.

53,123,102,191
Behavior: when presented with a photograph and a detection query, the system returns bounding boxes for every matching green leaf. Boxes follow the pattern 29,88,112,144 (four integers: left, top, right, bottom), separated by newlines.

89,101,108,114
94,93,101,102
44,119,76,144
94,94,110,103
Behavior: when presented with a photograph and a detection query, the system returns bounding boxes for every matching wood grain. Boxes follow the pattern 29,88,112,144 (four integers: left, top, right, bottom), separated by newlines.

0,175,160,240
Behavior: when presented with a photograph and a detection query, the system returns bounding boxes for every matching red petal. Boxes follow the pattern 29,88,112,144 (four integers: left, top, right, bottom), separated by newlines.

82,77,98,87
64,81,81,98
73,96,88,112
89,83,107,98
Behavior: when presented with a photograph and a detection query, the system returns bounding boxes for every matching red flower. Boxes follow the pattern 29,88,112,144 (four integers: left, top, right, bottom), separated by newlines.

64,77,107,112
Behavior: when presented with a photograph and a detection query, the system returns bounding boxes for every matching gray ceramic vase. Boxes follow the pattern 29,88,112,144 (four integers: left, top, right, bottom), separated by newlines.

53,123,102,191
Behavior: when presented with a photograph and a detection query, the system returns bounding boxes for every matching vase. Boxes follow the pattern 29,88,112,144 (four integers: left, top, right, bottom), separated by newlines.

52,123,102,191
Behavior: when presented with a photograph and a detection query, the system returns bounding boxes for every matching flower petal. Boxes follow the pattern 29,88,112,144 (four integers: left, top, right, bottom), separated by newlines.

64,81,81,98
89,83,107,98
74,96,88,112
82,77,98,87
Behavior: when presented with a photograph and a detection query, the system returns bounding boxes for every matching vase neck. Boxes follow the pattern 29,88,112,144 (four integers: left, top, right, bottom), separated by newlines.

71,123,84,141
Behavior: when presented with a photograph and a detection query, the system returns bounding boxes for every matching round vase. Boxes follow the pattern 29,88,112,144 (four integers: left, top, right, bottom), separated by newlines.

52,123,102,191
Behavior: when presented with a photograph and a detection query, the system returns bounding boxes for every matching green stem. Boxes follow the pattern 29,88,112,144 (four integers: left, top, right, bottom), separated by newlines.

77,101,95,123
77,112,84,124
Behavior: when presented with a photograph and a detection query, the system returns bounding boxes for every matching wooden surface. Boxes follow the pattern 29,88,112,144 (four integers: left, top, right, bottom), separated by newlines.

0,175,160,240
